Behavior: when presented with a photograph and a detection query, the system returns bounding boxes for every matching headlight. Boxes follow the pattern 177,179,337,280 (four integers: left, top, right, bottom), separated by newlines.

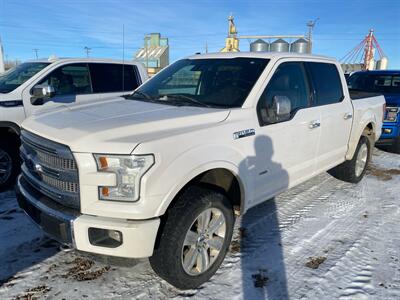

385,107,399,122
94,154,154,202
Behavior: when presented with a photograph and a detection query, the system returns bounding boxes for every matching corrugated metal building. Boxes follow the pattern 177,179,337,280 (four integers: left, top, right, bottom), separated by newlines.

134,33,169,76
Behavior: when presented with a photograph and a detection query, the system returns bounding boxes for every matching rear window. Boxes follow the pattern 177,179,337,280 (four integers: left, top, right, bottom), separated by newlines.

89,63,140,93
348,73,400,94
307,62,344,105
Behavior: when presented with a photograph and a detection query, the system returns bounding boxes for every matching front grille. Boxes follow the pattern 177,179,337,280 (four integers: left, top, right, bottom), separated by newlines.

20,130,80,210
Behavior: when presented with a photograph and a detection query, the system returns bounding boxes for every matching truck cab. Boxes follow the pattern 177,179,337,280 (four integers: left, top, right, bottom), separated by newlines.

0,58,148,190
347,70,400,153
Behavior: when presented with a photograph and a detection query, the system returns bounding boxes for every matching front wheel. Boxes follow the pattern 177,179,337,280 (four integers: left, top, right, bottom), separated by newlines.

149,186,234,290
0,141,20,192
328,136,370,183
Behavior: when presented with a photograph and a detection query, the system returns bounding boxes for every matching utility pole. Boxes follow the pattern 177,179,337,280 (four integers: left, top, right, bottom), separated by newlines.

145,35,149,73
306,18,319,53
205,41,208,53
33,48,39,59
84,46,91,58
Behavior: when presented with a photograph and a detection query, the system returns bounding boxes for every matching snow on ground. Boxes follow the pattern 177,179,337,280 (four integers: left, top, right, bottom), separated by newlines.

0,149,399,300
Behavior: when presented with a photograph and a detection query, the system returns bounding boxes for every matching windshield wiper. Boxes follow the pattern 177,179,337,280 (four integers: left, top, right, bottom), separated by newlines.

160,94,211,108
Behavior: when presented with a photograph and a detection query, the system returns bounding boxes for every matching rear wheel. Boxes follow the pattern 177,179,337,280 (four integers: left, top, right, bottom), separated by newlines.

392,136,400,154
0,141,20,192
149,185,234,289
328,136,370,183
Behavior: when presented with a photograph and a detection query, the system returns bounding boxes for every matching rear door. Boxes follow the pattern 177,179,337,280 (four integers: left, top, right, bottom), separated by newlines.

88,63,141,100
307,62,353,172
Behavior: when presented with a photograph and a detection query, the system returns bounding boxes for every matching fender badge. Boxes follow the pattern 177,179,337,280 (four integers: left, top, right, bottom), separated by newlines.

233,129,255,140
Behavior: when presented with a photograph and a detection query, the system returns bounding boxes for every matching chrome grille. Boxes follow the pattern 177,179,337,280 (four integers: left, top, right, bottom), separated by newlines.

20,130,80,210
37,151,77,170
42,174,78,193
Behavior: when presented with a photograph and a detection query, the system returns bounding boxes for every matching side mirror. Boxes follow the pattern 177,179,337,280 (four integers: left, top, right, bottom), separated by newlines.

272,95,291,121
31,84,55,105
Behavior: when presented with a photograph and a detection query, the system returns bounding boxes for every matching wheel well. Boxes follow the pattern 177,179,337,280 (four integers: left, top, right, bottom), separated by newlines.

153,168,243,251
0,126,20,147
363,123,375,143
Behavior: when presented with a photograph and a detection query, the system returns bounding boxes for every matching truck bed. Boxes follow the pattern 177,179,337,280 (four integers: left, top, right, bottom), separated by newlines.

349,89,382,100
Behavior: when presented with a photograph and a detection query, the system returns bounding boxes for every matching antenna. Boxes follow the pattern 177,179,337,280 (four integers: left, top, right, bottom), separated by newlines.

122,24,125,91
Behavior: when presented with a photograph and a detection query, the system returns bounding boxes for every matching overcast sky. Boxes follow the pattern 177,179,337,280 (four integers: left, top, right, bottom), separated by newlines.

1,0,399,67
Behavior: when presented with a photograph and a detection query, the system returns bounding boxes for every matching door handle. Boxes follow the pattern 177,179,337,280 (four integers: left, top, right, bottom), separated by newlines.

309,120,321,129
344,112,353,120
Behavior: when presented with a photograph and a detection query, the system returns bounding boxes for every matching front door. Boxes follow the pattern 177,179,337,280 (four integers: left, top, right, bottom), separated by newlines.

22,63,99,116
253,61,321,205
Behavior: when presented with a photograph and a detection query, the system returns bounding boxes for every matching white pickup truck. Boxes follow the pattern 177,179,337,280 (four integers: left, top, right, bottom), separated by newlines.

0,58,147,191
16,52,384,289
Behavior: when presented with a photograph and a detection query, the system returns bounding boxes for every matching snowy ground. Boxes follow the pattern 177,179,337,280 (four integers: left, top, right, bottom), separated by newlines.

0,149,399,300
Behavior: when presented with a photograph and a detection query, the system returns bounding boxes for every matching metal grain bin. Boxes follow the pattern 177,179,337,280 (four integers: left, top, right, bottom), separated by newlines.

291,38,309,54
250,39,269,52
270,39,290,52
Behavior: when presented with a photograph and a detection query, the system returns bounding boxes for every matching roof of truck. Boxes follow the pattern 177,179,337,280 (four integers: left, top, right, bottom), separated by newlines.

24,57,144,65
186,51,336,61
351,70,400,75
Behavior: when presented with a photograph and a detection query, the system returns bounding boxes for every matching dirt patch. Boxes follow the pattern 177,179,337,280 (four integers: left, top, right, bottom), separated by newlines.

13,285,51,300
230,227,247,253
252,269,269,288
63,257,110,281
305,256,326,269
367,165,400,181
230,240,241,253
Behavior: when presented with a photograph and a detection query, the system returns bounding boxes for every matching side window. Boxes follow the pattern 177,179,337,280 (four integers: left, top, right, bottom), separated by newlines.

39,63,91,96
257,62,310,125
307,62,344,105
89,63,139,93
123,65,140,91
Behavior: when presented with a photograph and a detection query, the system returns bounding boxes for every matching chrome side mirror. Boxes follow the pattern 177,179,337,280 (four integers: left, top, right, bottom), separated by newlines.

272,95,291,121
32,84,55,98
31,84,55,105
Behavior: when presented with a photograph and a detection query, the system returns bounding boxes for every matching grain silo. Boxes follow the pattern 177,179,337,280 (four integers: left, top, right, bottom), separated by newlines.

250,39,269,52
376,57,388,70
291,38,309,54
270,39,290,52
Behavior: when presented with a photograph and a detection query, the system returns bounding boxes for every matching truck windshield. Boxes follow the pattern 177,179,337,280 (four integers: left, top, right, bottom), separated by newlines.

348,73,400,94
127,58,269,108
0,62,50,93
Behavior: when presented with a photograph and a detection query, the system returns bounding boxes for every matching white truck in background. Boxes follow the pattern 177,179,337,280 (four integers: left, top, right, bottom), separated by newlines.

16,52,384,289
0,58,148,191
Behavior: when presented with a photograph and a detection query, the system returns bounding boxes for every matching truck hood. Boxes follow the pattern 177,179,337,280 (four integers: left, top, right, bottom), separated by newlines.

383,94,400,107
22,98,230,154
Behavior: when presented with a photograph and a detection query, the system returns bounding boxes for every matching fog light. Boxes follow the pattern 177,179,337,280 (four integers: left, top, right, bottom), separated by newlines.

88,228,123,248
383,128,392,134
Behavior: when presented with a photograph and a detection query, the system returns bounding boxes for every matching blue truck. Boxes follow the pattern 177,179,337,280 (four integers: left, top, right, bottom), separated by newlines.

348,70,400,153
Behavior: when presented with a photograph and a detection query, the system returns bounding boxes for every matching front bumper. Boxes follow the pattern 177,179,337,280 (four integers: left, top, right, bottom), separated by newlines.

16,176,160,258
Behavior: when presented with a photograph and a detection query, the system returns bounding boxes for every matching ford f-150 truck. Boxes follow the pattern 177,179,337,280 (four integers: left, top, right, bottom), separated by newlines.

0,58,147,191
16,53,384,289
347,70,400,153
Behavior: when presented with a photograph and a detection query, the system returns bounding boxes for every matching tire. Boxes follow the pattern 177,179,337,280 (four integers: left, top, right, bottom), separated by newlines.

328,136,370,183
0,140,20,192
149,185,234,290
392,136,400,154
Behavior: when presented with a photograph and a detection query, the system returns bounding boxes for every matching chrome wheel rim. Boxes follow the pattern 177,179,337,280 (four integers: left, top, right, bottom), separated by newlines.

0,149,12,184
355,143,368,177
181,208,226,276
